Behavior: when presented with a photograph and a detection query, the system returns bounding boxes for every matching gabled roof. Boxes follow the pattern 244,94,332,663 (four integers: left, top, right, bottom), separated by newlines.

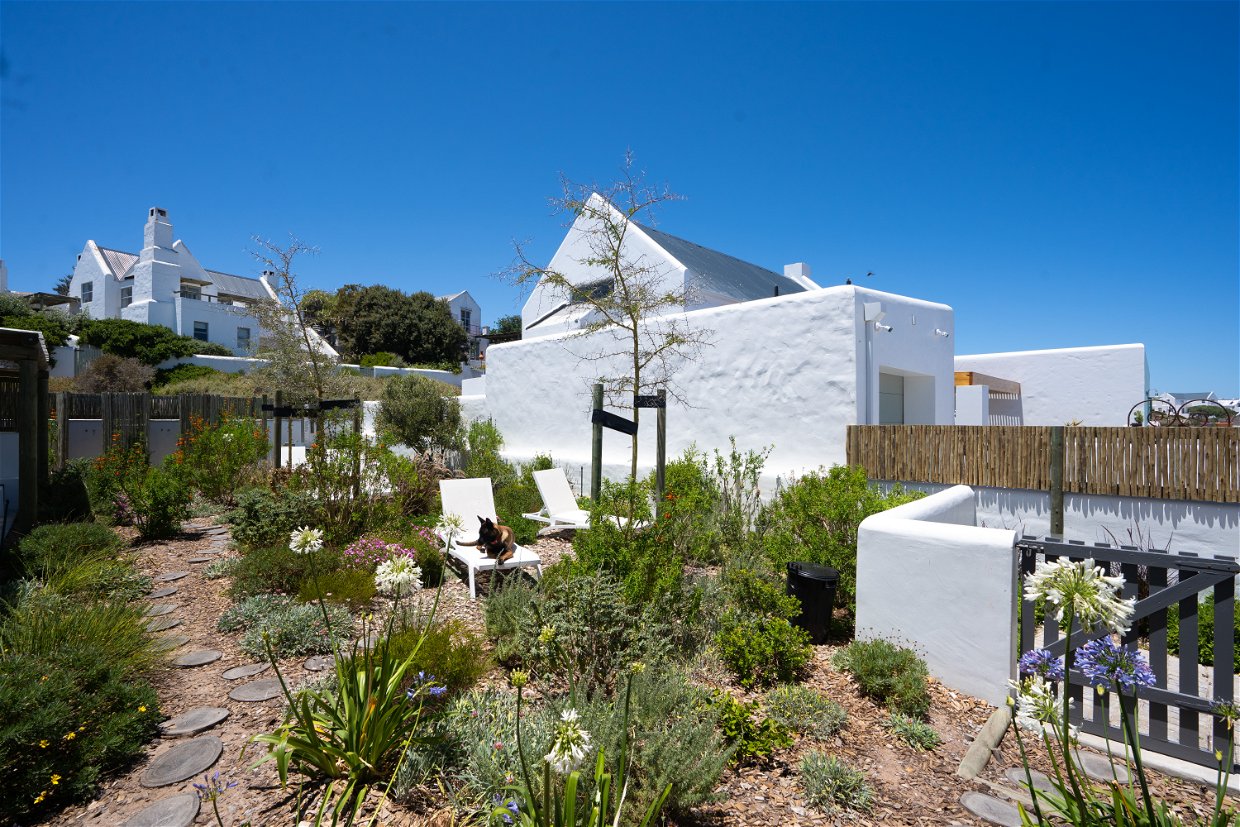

207,270,269,301
633,222,805,302
97,246,138,279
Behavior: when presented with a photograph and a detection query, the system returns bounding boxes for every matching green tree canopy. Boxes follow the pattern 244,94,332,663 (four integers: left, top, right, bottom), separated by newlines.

329,285,467,366
78,318,230,364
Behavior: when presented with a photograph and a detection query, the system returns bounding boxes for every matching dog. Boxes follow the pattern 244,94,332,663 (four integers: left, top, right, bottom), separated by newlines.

475,516,516,564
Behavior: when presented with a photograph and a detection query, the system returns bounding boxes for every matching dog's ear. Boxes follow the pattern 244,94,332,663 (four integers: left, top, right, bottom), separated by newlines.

478,515,486,526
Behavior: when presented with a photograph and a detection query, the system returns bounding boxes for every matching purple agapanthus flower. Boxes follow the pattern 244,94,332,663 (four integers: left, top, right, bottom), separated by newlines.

1075,637,1157,691
1019,648,1065,681
492,793,521,824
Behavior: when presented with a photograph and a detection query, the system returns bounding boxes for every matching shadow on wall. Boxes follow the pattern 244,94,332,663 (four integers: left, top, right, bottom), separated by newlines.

987,395,1023,426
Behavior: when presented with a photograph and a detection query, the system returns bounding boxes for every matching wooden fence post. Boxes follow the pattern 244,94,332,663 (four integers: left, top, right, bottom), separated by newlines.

1050,426,1065,538
590,384,603,502
54,391,68,469
17,359,39,531
273,390,283,469
655,387,667,516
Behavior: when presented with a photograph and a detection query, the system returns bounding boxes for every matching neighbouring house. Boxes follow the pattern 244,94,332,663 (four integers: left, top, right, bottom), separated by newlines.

66,208,274,356
438,290,488,360
520,192,820,339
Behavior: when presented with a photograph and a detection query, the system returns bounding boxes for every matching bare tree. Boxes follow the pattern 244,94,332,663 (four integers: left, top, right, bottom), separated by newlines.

247,235,337,402
508,153,713,477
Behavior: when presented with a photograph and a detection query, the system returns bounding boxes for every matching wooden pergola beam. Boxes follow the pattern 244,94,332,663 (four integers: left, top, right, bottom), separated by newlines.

954,371,1021,397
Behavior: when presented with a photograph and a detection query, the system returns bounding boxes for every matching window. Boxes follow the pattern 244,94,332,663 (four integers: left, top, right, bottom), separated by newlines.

236,327,251,352
193,321,209,342
120,285,132,308
460,308,472,331
81,281,93,303
181,284,202,301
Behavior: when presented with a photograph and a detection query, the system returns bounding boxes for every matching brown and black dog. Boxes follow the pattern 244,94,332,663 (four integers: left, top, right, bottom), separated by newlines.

475,516,516,564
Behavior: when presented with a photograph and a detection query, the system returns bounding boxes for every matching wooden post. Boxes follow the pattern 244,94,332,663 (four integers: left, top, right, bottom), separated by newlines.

273,390,283,469
37,371,49,488
590,383,603,502
139,392,151,455
17,359,39,531
352,396,362,498
654,387,667,518
1050,425,1065,538
55,391,68,469
101,392,115,449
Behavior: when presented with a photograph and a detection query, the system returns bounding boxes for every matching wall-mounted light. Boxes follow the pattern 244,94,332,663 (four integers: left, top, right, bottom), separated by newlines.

934,328,950,338
874,323,894,333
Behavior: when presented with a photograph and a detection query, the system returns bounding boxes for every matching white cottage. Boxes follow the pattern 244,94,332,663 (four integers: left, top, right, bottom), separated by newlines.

68,208,273,355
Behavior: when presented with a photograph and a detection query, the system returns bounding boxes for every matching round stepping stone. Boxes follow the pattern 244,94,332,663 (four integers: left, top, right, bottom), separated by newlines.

1074,750,1132,783
1005,767,1054,794
155,570,191,582
222,662,270,681
147,586,177,599
187,556,215,564
145,602,177,617
155,634,190,650
304,655,334,672
160,707,230,736
146,616,182,633
121,792,200,827
229,677,283,702
960,791,1022,827
139,735,223,788
172,649,222,668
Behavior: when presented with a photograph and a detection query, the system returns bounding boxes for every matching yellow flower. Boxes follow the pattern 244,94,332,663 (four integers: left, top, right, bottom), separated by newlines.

50,774,60,785
33,791,46,804
138,705,147,713
38,740,48,748
64,732,76,741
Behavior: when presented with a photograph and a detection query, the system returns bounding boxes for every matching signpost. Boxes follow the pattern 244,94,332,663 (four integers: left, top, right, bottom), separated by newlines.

588,385,669,515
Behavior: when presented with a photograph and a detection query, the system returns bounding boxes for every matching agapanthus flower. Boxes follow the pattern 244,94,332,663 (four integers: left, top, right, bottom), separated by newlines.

1019,648,1065,681
435,514,464,543
375,555,422,596
545,708,592,774
492,793,521,824
1074,637,1156,692
1009,675,1077,736
289,526,324,555
192,771,238,802
1024,557,1135,633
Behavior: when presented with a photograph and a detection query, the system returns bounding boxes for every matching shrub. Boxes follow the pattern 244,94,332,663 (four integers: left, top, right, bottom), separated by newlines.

228,487,321,551
570,478,681,605
715,610,812,689
78,318,198,365
799,751,872,812
369,618,490,696
74,354,156,392
762,465,922,610
462,419,511,484
170,414,269,505
483,576,541,665
227,544,335,600
218,594,351,659
833,638,931,718
38,459,93,523
87,437,147,522
359,351,404,368
712,691,792,765
764,684,847,739
203,557,239,580
17,522,124,568
128,465,191,540
151,363,221,389
658,447,723,565
1167,598,1240,672
376,373,462,457
494,455,553,546
884,713,940,751
297,568,377,610
1,310,71,359
17,523,147,601
722,562,800,619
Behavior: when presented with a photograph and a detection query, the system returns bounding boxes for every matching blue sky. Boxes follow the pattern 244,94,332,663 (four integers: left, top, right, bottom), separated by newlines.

2,1,1236,395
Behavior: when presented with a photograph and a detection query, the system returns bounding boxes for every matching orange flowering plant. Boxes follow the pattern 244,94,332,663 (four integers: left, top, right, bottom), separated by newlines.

172,413,269,505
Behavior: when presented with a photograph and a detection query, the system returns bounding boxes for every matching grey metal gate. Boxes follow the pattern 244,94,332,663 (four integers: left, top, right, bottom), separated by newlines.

1017,536,1237,772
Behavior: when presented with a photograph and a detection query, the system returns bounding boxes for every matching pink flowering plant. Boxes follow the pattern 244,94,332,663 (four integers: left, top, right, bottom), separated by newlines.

1011,558,1236,826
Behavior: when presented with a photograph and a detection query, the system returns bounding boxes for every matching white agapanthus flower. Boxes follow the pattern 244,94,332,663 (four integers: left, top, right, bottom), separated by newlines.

1024,557,1135,633
545,708,592,775
1008,676,1078,737
375,555,423,596
289,526,324,555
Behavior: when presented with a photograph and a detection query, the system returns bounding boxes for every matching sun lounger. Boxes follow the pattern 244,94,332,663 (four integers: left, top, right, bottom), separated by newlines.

438,477,542,599
521,467,642,532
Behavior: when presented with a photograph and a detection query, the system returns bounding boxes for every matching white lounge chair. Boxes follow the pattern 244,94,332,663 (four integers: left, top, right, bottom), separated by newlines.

438,477,542,599
522,468,594,531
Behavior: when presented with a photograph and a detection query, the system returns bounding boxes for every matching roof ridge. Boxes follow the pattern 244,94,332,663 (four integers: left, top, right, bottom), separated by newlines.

632,220,781,276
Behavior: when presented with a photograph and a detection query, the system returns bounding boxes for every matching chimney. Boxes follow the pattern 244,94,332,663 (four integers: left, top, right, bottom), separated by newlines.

783,262,819,290
144,207,173,250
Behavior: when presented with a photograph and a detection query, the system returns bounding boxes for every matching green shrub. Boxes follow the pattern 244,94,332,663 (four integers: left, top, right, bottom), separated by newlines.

297,568,377,610
715,610,812,689
494,455,553,546
227,487,321,550
217,594,351,659
799,751,872,812
461,419,510,484
764,684,847,739
203,557,239,580
360,352,404,368
654,446,722,565
16,523,148,601
18,522,123,568
74,355,156,392
38,459,93,523
484,576,541,665
227,545,334,600
1167,598,1239,672
762,465,922,610
1,310,70,361
884,713,940,751
376,373,462,457
171,414,268,505
129,465,190,540
723,563,800,619
833,638,931,718
712,691,792,765
151,363,221,389
86,437,148,522
368,618,490,697
78,318,199,365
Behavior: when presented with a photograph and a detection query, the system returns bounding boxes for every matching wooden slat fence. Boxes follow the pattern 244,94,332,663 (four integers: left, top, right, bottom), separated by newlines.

0,377,18,431
847,425,1240,504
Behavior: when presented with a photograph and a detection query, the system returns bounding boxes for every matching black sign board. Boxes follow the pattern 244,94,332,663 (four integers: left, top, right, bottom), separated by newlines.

319,399,361,411
634,394,666,409
262,404,297,417
591,409,637,436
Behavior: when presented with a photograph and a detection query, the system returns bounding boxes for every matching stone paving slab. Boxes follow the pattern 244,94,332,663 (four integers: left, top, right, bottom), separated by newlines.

172,649,222,668
304,655,334,671
222,662,270,681
139,736,223,788
120,792,200,827
160,707,230,737
1005,767,1054,794
229,678,283,702
187,555,217,563
154,571,191,582
144,603,177,617
146,616,182,633
961,791,1022,827
1074,750,1133,784
147,586,177,599
155,634,190,650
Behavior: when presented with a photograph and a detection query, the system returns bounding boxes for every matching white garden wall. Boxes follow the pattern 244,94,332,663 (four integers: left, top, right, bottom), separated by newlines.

855,485,1018,706
486,285,955,486
955,344,1148,426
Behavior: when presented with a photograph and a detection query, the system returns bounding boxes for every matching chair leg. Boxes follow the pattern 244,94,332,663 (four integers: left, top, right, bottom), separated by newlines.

468,567,477,600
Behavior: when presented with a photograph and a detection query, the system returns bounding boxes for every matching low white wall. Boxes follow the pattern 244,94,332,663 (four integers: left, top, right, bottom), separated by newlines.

158,354,271,374
461,376,486,396
954,385,989,425
955,344,1147,426
855,485,1018,706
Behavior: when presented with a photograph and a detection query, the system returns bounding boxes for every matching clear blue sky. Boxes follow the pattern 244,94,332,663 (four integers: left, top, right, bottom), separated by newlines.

2,1,1236,396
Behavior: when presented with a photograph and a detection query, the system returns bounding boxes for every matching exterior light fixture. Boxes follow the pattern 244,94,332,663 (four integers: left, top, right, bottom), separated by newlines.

934,328,950,338
874,323,894,333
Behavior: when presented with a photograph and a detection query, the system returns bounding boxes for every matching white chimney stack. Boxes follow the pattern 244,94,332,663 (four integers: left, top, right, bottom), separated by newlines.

783,262,819,290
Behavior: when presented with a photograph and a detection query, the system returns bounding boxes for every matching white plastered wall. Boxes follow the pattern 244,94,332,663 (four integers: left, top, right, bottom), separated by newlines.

955,344,1148,426
855,485,1018,706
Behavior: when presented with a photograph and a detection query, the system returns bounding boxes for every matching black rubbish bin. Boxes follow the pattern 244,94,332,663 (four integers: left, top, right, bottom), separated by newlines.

786,562,839,644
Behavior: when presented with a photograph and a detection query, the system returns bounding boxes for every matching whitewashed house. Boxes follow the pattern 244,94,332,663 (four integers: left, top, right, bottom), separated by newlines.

438,289,487,360
67,208,273,355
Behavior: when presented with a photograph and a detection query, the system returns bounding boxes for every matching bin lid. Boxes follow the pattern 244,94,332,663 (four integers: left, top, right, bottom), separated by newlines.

787,562,839,582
